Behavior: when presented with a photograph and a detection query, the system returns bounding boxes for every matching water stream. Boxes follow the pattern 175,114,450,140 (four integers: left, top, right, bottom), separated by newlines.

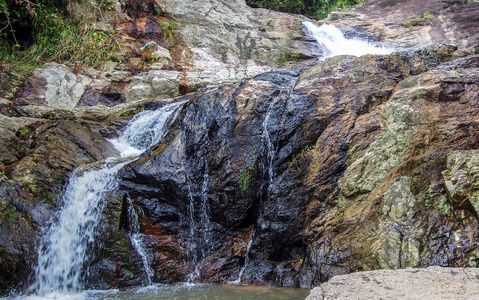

30,102,184,298
12,22,397,300
303,21,393,58
127,199,155,286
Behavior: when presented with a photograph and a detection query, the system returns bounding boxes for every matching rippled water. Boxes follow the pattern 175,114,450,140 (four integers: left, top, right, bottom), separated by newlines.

89,284,309,300
12,284,309,300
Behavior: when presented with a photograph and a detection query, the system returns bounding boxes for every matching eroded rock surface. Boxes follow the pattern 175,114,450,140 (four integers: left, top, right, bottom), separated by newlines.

1,0,479,296
326,0,479,51
306,266,479,300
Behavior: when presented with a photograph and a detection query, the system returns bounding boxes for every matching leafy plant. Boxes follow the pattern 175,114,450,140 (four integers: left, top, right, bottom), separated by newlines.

18,127,29,140
1,3,122,93
423,11,438,25
278,52,302,63
158,21,177,42
402,18,423,27
1,201,16,225
246,0,365,20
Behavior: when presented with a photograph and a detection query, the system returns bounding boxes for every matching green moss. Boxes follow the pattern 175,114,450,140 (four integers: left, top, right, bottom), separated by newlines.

17,127,29,140
0,201,16,225
158,21,177,42
238,146,257,195
278,52,302,63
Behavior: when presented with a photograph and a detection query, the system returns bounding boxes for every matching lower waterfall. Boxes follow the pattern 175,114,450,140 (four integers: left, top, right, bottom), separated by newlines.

30,102,184,297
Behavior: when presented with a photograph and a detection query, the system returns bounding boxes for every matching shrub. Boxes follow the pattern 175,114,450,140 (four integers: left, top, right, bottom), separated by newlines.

246,0,365,20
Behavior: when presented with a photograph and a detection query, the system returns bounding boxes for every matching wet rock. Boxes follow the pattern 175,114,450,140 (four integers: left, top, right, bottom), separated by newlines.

306,266,479,300
327,0,479,51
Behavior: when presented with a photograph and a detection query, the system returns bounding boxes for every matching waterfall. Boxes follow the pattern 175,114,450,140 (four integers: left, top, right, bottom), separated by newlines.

230,231,255,284
303,21,393,58
31,101,184,297
127,199,155,286
186,156,211,282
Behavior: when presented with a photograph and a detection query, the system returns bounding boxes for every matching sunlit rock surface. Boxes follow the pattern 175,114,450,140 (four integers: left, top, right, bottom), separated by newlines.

1,0,479,296
306,266,479,300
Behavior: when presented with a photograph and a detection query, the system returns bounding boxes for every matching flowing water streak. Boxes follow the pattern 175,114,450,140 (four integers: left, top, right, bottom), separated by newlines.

262,78,298,187
127,199,154,285
230,231,255,284
303,21,393,58
199,157,211,259
186,142,212,281
33,102,184,296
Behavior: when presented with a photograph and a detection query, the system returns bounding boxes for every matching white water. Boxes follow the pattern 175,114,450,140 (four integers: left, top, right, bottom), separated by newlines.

230,231,254,285
303,21,393,58
30,102,184,298
127,199,155,285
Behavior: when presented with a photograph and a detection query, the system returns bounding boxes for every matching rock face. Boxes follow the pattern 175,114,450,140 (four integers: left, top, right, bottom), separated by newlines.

306,266,479,300
83,46,479,288
326,0,479,51
1,0,479,296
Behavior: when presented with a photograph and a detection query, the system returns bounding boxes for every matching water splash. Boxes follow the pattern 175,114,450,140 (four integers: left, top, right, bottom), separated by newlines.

303,21,393,58
34,161,127,296
31,102,184,297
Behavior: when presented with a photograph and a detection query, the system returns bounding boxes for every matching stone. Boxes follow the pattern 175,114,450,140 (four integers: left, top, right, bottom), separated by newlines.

306,266,479,300
18,63,93,110
442,150,479,220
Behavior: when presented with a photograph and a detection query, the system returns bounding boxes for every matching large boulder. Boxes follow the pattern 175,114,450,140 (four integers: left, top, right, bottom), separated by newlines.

306,266,479,300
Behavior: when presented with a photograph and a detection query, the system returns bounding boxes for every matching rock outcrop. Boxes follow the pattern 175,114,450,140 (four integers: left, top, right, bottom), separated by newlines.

1,0,479,296
306,266,479,300
326,0,479,51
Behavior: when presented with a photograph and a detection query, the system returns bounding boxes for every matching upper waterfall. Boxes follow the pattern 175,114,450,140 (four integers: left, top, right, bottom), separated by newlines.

303,21,393,58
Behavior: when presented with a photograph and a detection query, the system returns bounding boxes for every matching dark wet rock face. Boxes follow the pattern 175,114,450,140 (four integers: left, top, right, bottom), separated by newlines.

1,8,479,294
90,46,478,288
1,43,479,295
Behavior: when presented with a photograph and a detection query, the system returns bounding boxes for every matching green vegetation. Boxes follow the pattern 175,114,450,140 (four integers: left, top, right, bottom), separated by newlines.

0,0,122,88
402,11,438,27
246,0,365,19
17,127,29,140
21,176,41,194
422,11,438,25
278,52,302,63
238,147,257,194
158,21,177,42
0,201,16,225
402,18,423,27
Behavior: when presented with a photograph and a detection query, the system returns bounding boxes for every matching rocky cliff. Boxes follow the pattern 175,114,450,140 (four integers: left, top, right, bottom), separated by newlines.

1,0,479,295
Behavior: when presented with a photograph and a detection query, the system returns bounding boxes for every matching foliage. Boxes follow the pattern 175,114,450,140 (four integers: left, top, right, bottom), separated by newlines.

0,201,16,225
402,11,438,27
0,0,122,88
238,147,257,194
422,11,438,25
17,127,29,140
245,0,365,20
158,21,177,42
278,52,302,63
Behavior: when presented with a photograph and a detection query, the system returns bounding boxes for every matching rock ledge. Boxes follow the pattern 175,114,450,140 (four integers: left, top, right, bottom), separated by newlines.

306,266,479,300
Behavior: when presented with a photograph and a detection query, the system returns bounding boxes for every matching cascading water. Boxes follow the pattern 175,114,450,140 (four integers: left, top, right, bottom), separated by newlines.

127,199,155,285
31,102,184,298
199,158,211,259
186,145,212,282
303,21,393,58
